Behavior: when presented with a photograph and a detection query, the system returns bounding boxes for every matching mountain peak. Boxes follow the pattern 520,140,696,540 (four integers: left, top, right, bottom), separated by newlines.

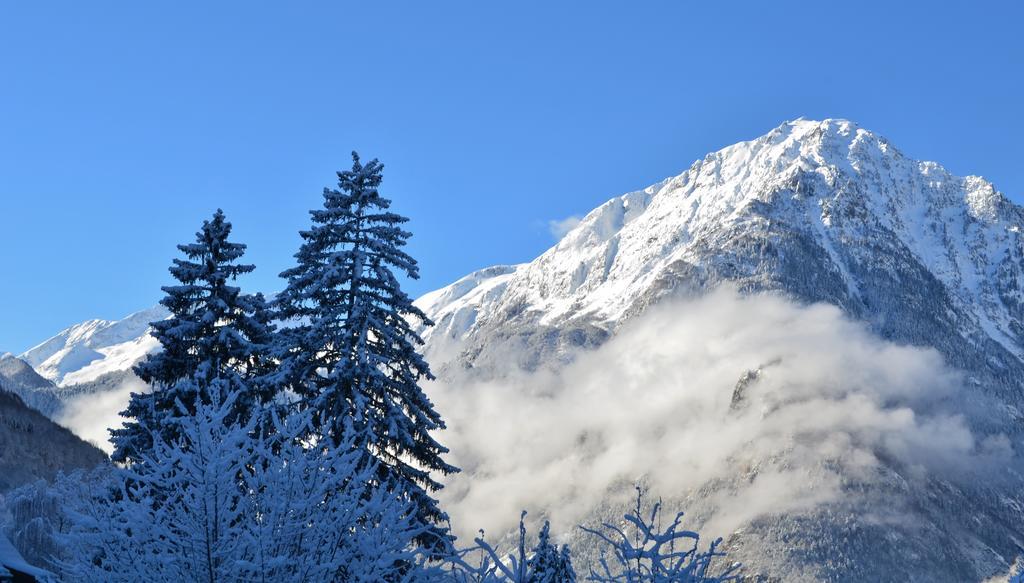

766,117,877,146
413,119,1024,373
776,116,862,134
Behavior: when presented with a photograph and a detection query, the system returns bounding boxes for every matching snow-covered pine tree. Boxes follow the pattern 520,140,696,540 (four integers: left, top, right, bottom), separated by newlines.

273,152,457,551
448,512,576,583
111,209,274,464
527,522,576,583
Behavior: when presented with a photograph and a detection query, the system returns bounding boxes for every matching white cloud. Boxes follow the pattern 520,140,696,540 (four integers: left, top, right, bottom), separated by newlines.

429,289,1014,541
49,287,1016,545
547,215,582,240
57,378,145,453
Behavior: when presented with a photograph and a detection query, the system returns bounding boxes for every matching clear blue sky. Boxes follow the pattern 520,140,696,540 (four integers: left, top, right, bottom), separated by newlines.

1,1,1022,353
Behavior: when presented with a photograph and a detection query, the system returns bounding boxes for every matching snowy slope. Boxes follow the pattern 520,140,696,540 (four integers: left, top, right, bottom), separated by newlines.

418,119,1024,383
20,306,167,386
412,265,523,361
0,353,63,416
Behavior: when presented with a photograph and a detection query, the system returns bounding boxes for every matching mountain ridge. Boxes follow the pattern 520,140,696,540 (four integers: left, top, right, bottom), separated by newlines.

19,305,167,387
416,119,1024,385
0,354,64,416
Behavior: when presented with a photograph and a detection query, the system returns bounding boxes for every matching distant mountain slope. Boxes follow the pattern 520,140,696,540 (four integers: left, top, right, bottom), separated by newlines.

0,388,106,492
19,306,167,386
0,355,63,417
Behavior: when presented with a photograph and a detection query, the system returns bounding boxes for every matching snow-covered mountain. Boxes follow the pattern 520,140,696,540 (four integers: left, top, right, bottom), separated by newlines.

420,118,1024,383
15,119,1024,581
414,118,1024,581
29,119,1024,383
20,306,167,387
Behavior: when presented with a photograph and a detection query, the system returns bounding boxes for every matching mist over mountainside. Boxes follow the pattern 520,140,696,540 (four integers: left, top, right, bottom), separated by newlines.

13,119,1024,581
416,118,1024,581
431,290,1021,582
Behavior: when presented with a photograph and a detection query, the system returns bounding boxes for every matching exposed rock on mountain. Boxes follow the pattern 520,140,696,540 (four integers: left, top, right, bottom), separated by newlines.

419,120,1024,399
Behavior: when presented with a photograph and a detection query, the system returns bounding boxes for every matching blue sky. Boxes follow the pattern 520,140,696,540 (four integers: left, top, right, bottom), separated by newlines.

1,1,1022,353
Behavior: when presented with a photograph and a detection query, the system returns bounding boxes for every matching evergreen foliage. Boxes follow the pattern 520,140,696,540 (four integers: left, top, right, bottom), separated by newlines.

527,521,576,583
111,209,273,464
46,390,443,582
273,152,457,548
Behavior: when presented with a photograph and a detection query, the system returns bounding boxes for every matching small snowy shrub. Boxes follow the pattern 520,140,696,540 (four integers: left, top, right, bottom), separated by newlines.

579,488,740,583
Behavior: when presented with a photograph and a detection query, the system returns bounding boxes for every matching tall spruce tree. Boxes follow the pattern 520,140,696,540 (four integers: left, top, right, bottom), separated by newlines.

274,152,457,550
111,209,274,464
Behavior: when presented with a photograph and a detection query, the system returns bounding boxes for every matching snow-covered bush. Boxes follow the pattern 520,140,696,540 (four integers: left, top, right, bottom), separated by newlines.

51,386,444,583
447,490,740,583
579,489,740,583
3,475,79,572
448,511,576,582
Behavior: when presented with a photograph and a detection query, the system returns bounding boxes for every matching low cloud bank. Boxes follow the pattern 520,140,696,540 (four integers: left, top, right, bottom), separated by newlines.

430,289,1015,540
50,289,1016,540
57,378,144,453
